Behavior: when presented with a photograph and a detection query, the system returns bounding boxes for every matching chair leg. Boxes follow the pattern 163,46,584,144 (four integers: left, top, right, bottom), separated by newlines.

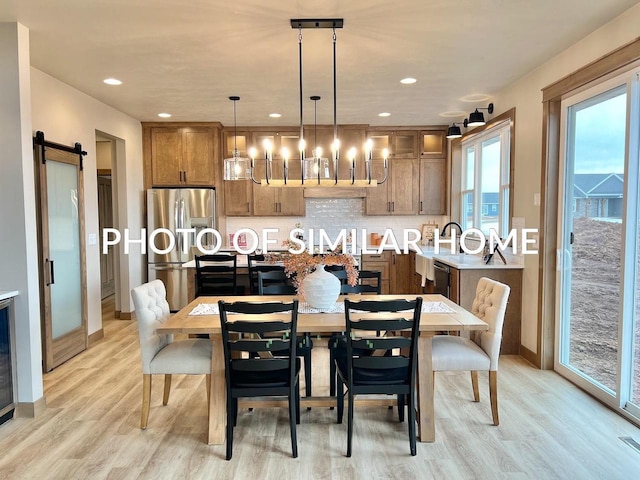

162,374,172,405
329,349,336,407
295,383,301,425
397,394,405,422
489,371,499,426
289,389,298,458
140,374,152,429
233,398,238,427
226,392,234,460
337,376,344,424
471,371,480,402
304,346,312,404
347,389,354,457
408,388,417,456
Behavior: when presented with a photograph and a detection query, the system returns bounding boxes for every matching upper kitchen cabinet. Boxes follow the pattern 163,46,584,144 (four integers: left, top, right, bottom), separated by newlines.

419,128,447,215
419,158,447,215
365,157,420,215
222,129,253,216
250,130,305,216
367,130,419,159
143,123,220,189
420,129,446,157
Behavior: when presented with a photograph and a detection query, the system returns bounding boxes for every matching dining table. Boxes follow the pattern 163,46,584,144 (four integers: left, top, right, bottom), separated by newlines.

156,294,488,445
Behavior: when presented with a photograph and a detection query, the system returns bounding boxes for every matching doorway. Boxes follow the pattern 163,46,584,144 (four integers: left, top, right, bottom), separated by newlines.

96,137,116,299
556,69,640,422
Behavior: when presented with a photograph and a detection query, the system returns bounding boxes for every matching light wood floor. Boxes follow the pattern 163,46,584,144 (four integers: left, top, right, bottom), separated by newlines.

1,304,639,479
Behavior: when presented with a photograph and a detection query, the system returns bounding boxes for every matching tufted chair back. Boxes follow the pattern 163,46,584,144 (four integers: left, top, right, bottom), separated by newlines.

131,280,174,374
469,277,510,370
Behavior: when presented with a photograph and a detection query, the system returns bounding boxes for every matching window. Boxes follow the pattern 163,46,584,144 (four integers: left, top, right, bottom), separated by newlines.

460,121,511,237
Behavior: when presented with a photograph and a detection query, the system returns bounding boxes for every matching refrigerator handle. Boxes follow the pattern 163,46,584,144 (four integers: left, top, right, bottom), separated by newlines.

180,198,186,254
174,198,182,255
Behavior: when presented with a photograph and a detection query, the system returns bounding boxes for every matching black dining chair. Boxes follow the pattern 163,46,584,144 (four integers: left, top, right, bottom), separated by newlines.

248,253,284,294
218,300,300,460
328,270,383,398
195,254,239,296
257,270,313,400
334,297,423,456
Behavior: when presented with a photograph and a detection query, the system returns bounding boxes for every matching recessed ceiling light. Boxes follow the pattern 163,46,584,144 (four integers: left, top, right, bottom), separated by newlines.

439,111,467,118
378,112,391,117
103,78,122,85
460,93,491,102
400,77,417,84
157,113,172,118
269,113,282,118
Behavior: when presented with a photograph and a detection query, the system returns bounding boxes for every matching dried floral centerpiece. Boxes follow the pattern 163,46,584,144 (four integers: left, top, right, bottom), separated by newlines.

265,240,358,296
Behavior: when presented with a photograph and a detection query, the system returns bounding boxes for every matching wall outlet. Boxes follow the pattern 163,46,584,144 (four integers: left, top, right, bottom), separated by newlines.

88,233,97,246
533,193,541,206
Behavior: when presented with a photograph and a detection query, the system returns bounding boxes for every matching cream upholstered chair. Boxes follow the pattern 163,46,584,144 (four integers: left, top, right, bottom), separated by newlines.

432,277,510,425
131,279,212,429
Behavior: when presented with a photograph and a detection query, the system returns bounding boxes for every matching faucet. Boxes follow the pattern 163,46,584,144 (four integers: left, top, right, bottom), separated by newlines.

440,222,464,254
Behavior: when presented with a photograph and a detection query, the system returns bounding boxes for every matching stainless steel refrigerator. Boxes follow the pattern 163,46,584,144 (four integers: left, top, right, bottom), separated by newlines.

147,188,216,311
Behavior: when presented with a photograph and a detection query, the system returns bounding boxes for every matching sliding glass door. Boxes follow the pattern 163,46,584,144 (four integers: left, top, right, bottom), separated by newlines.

557,70,640,421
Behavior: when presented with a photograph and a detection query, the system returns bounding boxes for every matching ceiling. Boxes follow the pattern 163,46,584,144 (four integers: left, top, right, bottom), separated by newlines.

1,0,637,127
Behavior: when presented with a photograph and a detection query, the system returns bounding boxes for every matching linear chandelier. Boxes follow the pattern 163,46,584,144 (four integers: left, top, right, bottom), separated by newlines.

223,18,388,187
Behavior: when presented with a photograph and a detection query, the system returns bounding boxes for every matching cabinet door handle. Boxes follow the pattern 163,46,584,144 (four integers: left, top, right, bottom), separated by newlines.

420,201,423,212
392,201,395,212
246,202,250,212
183,171,187,183
392,254,396,265
387,201,391,212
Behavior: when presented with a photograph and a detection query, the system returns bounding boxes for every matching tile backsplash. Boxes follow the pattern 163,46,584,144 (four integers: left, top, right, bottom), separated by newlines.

224,198,445,248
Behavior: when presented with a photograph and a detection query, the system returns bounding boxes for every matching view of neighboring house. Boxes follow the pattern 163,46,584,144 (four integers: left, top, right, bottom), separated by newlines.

573,173,624,219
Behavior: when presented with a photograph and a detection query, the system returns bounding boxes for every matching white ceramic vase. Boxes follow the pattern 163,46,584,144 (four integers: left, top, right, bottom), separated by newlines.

302,264,341,310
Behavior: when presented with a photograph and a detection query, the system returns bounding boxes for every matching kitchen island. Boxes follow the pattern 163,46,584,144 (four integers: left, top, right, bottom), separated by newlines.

415,248,523,354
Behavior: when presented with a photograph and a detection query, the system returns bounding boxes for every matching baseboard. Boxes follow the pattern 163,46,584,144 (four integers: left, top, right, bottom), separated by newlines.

120,311,135,320
16,395,47,418
520,344,540,368
88,328,104,347
114,310,121,319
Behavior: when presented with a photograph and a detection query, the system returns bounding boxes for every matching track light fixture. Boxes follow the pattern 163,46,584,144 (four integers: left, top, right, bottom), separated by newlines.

464,103,494,128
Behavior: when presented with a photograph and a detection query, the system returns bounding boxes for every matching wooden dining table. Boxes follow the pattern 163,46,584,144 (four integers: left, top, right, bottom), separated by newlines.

156,294,488,445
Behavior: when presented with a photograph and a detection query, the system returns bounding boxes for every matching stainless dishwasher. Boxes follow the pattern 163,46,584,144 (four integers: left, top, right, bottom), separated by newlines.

433,261,450,299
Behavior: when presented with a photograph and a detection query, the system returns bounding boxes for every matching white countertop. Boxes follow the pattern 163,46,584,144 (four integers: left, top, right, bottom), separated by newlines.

431,254,524,270
414,247,523,285
0,290,19,301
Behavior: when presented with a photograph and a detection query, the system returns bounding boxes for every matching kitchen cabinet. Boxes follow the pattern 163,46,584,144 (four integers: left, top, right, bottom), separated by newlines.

360,251,414,294
149,126,218,187
420,129,446,157
368,130,419,158
419,129,447,215
419,157,446,215
448,266,522,354
365,157,420,215
251,131,305,216
222,129,253,216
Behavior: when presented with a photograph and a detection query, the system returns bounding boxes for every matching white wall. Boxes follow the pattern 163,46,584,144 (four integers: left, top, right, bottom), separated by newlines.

490,3,640,352
30,68,144,334
0,23,43,403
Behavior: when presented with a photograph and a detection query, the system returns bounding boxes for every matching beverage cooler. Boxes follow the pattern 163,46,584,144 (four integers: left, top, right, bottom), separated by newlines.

0,299,15,425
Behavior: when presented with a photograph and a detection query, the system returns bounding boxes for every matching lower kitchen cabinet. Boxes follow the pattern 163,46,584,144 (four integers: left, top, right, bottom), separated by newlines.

360,250,414,294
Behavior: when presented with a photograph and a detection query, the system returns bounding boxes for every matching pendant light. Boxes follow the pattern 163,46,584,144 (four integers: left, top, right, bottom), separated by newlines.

223,96,251,180
303,96,330,180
